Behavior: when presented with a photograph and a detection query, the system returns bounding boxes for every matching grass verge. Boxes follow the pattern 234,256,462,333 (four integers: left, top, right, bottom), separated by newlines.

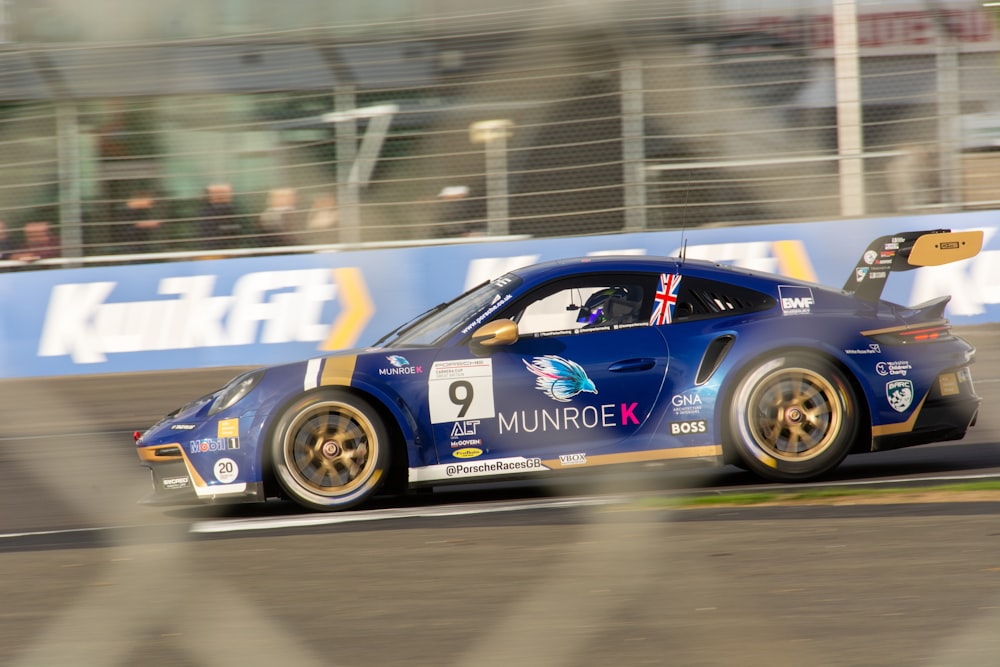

636,480,1000,509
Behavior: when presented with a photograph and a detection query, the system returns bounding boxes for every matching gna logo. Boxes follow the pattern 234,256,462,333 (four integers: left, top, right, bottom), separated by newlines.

670,390,703,416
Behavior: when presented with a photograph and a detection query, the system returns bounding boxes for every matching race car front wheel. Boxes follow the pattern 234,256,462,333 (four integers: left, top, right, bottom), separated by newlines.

270,389,390,511
728,354,858,482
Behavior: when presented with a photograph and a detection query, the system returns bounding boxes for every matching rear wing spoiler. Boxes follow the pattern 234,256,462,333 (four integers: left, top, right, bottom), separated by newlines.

843,229,983,302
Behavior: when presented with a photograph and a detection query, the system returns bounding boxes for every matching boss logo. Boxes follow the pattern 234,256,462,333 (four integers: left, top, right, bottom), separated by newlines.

670,420,707,435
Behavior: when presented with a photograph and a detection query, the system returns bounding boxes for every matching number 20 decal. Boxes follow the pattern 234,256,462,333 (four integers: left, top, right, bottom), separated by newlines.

429,359,496,423
213,458,239,484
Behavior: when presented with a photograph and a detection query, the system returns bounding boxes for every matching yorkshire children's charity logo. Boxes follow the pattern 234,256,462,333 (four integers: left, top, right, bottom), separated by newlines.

523,355,597,402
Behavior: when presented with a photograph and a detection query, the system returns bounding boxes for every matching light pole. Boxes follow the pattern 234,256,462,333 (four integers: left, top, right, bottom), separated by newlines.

322,103,398,244
833,0,864,217
470,119,513,236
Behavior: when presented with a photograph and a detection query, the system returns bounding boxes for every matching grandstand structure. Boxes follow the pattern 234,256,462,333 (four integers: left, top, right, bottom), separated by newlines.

1,0,1000,263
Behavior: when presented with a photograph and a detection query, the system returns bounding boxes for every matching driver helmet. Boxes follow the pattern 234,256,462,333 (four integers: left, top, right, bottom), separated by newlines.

577,287,640,326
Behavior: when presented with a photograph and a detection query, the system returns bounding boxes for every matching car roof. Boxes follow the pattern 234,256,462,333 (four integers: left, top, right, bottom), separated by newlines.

509,254,810,288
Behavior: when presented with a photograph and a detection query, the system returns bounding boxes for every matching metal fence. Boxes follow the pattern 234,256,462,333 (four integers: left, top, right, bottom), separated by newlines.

2,0,1000,266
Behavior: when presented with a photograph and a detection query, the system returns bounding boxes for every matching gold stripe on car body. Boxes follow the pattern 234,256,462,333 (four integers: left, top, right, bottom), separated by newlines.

137,444,183,462
543,445,722,469
320,354,358,387
859,320,948,337
137,442,209,487
871,396,927,436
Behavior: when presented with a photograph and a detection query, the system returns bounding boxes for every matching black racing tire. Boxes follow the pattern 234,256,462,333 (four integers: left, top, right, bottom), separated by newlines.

270,389,390,511
728,353,858,482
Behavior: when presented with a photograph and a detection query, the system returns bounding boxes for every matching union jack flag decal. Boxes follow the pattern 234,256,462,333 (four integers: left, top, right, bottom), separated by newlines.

649,273,681,325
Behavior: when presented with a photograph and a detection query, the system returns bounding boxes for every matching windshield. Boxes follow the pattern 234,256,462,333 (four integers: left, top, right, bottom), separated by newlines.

379,273,523,347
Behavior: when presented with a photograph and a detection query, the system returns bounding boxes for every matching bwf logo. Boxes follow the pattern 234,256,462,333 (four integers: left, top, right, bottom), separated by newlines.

778,285,814,316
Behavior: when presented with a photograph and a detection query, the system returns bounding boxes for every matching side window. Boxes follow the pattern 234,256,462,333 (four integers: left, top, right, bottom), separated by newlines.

516,289,585,334
510,276,653,336
673,275,775,322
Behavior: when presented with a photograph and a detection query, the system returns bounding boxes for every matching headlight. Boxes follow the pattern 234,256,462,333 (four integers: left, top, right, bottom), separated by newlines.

208,370,264,416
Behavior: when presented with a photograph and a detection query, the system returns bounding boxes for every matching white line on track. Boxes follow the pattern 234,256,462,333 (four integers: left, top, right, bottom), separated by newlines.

0,429,135,443
0,496,626,541
188,496,628,534
0,526,123,540
5,470,1000,542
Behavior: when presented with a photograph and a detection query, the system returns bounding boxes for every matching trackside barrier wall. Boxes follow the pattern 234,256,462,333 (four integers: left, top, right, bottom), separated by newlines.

1,212,998,378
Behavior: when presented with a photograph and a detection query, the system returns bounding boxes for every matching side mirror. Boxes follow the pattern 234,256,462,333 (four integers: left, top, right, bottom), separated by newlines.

471,318,519,348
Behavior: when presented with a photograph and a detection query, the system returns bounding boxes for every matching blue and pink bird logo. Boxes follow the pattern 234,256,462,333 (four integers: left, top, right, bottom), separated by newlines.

523,355,597,402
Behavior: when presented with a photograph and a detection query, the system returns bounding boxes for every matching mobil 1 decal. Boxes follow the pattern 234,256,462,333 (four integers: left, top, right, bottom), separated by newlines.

429,358,496,423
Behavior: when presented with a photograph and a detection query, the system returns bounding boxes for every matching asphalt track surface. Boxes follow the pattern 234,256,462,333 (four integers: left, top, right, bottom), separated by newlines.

2,325,1000,666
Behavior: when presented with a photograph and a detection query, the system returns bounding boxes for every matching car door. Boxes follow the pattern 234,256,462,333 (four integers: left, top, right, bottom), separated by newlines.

429,274,669,467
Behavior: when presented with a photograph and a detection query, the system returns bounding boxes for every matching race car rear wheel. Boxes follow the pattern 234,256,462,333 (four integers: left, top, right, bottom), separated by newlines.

728,354,858,482
270,389,389,511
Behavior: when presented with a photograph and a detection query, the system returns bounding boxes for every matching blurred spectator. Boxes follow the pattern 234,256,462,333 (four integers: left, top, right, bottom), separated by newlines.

303,193,338,245
436,185,484,237
198,183,245,250
97,101,131,160
113,189,161,254
13,222,60,262
0,221,15,261
258,188,301,246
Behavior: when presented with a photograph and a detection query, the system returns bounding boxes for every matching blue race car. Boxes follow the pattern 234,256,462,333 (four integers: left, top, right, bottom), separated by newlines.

136,228,983,511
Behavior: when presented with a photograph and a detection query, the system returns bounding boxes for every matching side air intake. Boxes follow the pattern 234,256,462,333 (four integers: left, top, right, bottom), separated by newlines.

695,335,735,385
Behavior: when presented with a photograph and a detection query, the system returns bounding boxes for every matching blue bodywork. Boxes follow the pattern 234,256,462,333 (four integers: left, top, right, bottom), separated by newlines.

136,243,981,508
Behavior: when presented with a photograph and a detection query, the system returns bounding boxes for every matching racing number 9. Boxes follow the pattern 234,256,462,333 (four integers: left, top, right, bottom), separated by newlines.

428,359,495,424
449,380,474,418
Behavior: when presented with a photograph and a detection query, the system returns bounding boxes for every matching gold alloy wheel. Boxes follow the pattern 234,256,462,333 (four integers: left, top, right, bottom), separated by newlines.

743,366,844,463
282,400,378,496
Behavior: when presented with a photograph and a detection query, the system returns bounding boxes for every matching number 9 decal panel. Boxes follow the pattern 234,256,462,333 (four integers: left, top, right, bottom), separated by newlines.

425,328,669,473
